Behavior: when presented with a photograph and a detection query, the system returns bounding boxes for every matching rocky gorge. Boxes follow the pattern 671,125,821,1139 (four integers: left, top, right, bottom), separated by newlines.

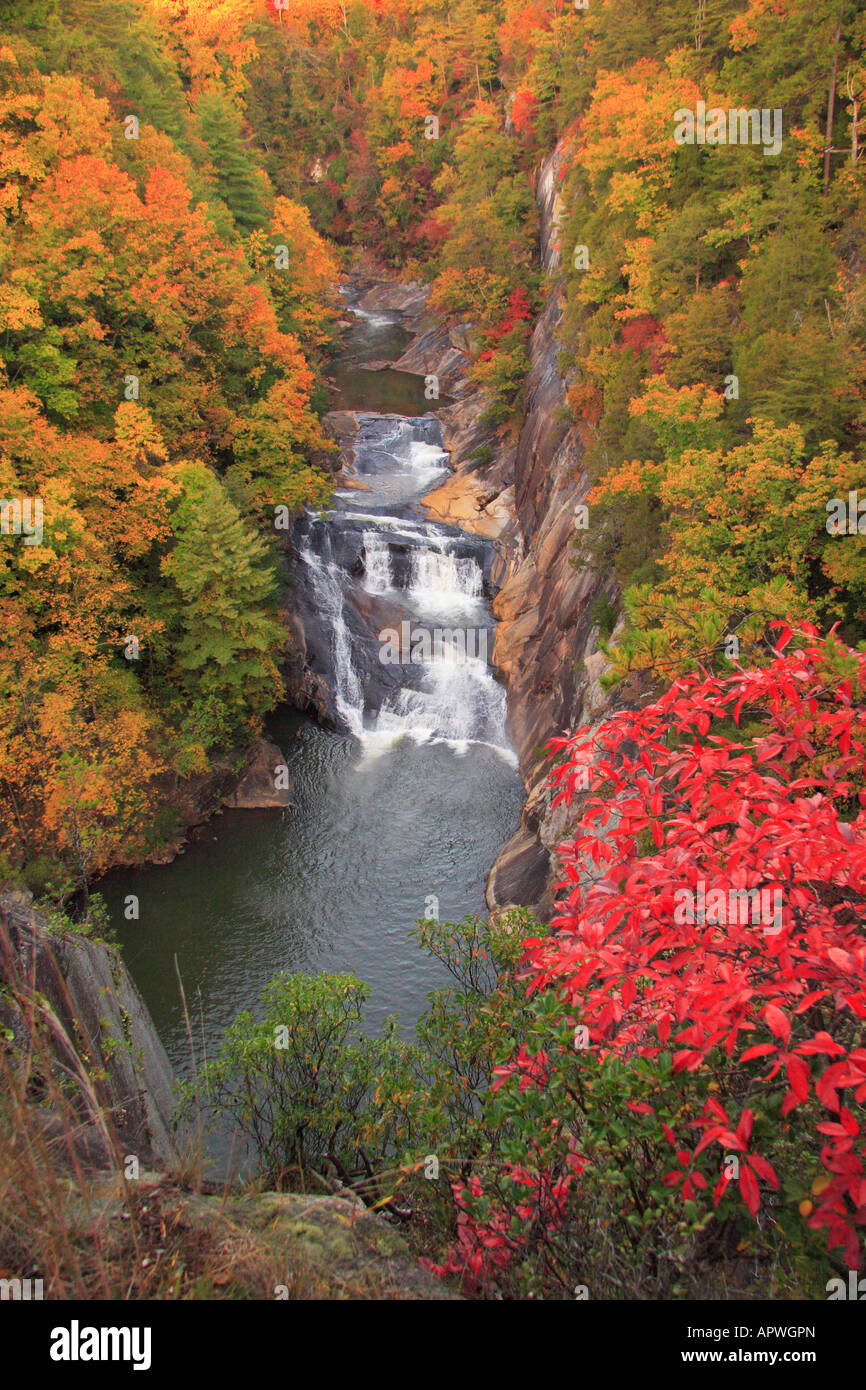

283,139,622,920
1,142,623,1298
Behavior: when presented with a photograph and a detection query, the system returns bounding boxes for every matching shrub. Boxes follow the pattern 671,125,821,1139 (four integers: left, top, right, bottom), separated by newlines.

429,626,866,1295
184,972,415,1188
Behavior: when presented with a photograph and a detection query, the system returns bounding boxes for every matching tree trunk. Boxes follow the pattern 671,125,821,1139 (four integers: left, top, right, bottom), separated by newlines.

824,13,843,191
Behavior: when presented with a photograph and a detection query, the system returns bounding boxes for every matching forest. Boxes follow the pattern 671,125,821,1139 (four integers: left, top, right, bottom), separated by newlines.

0,0,865,1315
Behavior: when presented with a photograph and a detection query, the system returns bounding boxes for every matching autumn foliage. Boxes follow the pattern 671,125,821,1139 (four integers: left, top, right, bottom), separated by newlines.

0,27,337,898
430,629,866,1293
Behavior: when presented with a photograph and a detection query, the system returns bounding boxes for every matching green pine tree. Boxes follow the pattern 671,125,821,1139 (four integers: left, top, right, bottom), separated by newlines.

194,91,270,234
161,467,284,747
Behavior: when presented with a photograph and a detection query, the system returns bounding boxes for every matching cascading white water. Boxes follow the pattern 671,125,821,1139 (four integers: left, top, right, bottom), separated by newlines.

297,536,365,738
362,532,393,594
351,416,449,504
409,548,483,618
349,306,398,329
372,641,509,755
407,439,450,488
295,413,515,763
364,535,510,756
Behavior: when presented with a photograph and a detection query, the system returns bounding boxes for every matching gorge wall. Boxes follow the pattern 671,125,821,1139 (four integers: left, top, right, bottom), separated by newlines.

0,891,182,1171
393,140,622,917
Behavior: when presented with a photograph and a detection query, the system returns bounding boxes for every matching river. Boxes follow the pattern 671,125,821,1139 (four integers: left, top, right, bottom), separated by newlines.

99,301,524,1092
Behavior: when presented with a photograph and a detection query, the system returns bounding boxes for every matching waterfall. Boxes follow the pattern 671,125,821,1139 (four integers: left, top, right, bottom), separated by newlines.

296,532,365,738
371,643,509,755
362,532,392,594
409,548,483,618
294,412,515,763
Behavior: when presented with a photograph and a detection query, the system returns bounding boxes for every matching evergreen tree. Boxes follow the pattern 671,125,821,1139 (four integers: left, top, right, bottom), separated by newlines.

194,90,270,233
161,467,284,747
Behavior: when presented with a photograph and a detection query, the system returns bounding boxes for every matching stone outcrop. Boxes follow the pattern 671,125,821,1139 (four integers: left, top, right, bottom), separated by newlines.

59,1172,457,1300
421,387,516,540
282,602,333,725
200,1187,457,1298
0,892,183,1171
483,142,622,914
393,322,474,399
490,287,614,784
355,276,429,324
225,737,294,810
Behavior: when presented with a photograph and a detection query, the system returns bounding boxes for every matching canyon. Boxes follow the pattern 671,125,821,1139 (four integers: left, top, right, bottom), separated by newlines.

284,138,621,920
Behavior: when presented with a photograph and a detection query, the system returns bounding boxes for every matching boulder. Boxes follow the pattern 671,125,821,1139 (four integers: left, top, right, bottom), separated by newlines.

486,826,550,910
225,738,294,810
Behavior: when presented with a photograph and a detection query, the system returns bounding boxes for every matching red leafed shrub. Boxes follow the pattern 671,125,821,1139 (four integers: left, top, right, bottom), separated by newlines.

617,314,668,372
478,287,534,361
472,288,535,422
539,625,866,1263
430,625,866,1295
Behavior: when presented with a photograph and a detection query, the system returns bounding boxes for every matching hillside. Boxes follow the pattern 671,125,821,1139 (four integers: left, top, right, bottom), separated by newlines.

1,0,865,1317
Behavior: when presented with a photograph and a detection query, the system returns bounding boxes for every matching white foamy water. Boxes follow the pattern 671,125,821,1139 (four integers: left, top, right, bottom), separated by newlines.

409,548,484,619
350,307,399,329
295,409,514,760
362,531,393,594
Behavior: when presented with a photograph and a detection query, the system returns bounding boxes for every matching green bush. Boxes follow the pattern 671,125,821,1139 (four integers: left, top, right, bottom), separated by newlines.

184,972,415,1187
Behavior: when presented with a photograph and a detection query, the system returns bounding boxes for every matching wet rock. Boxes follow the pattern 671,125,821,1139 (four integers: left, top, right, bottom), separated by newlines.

323,409,361,440
356,279,429,320
282,606,332,725
392,324,471,398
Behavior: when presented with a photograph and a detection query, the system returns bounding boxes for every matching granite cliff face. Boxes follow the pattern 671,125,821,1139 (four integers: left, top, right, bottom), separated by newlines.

393,141,621,916
485,142,621,916
0,892,182,1170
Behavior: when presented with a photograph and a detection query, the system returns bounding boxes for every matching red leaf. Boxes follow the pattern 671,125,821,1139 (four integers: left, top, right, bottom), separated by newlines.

764,1004,791,1045
786,1055,810,1105
741,1043,777,1062
739,1163,761,1217
797,1033,845,1058
713,1174,730,1207
748,1153,779,1189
